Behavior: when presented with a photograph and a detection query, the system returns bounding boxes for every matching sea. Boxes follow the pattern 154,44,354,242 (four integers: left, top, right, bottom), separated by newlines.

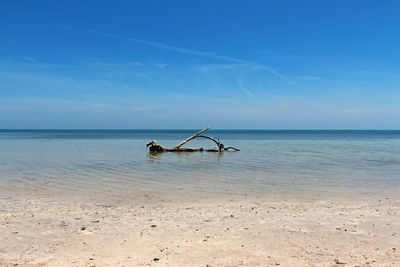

1,130,400,199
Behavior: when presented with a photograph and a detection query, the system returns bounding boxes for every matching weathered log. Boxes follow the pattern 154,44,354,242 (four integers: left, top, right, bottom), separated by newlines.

173,127,210,149
146,127,239,152
146,141,165,152
224,146,240,151
196,135,225,151
165,147,203,152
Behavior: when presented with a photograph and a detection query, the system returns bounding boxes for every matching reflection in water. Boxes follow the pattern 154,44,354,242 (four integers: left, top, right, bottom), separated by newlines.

147,150,225,163
147,151,164,161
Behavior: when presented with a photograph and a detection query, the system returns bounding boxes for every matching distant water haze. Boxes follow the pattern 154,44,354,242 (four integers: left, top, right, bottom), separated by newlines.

1,130,399,199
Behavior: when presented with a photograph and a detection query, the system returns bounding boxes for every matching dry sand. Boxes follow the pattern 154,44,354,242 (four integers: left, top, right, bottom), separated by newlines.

0,188,399,266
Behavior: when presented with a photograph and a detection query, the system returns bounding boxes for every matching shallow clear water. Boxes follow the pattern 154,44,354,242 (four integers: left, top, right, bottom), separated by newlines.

1,130,400,197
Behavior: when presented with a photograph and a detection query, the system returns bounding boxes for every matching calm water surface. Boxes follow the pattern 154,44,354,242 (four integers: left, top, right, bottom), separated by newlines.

1,130,400,197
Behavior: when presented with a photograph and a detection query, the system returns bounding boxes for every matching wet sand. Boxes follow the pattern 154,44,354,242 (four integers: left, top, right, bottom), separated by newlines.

0,188,400,266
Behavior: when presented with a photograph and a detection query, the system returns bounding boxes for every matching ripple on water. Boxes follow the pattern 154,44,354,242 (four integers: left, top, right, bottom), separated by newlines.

0,133,400,197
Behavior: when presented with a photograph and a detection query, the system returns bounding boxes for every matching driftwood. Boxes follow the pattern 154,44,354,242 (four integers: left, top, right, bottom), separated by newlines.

174,127,210,149
146,127,240,152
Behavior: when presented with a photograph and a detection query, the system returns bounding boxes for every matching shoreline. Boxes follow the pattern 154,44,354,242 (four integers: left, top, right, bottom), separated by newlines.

1,188,399,266
1,182,400,204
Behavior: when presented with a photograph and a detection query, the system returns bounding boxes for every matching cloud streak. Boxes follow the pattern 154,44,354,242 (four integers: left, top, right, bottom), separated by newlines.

237,79,254,97
66,26,293,84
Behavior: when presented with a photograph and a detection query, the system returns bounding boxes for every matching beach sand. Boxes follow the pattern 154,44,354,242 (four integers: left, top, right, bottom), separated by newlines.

0,188,399,266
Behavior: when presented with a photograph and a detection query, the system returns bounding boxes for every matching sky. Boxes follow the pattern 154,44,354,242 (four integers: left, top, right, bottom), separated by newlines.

1,1,400,129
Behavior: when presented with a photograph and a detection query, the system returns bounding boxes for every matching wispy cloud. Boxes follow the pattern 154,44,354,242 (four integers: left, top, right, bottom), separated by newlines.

1,57,144,71
154,63,168,68
257,49,312,60
237,79,254,97
22,56,38,63
292,75,322,81
132,105,160,111
82,60,143,68
66,26,293,84
0,97,118,112
198,63,247,73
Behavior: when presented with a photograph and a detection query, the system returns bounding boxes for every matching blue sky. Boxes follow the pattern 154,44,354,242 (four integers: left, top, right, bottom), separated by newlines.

1,1,400,129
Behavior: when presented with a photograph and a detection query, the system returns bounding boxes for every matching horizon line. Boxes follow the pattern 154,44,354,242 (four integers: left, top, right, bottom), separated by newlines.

1,128,400,131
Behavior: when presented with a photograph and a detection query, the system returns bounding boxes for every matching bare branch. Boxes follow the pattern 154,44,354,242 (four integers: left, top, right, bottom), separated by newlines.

173,127,210,149
146,127,239,153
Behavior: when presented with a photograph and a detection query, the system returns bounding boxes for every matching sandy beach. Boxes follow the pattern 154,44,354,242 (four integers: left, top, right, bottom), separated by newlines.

3,0,400,265
1,188,399,267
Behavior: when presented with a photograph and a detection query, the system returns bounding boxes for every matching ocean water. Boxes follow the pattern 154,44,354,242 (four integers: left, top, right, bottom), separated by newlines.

1,130,400,198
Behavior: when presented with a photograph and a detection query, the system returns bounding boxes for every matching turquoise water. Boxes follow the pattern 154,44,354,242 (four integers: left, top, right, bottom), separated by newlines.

1,130,400,196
